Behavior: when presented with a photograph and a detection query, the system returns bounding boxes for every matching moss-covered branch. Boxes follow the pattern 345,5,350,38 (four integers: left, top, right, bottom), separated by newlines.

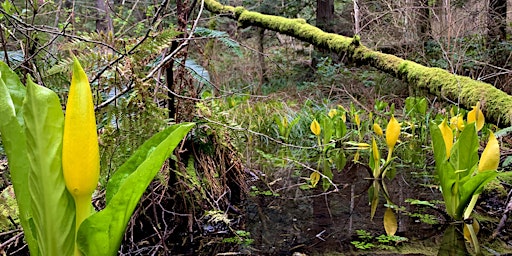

204,0,512,125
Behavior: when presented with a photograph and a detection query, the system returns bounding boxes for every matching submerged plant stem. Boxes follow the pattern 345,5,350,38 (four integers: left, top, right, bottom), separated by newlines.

465,223,481,255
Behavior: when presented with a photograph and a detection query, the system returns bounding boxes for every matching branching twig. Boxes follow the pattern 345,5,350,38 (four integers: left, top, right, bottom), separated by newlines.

0,230,23,251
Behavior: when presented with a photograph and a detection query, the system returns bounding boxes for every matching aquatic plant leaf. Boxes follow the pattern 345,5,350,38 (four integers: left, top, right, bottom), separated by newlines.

0,66,39,255
322,160,333,191
456,170,498,218
383,208,397,236
478,131,499,172
310,172,320,188
310,119,321,136
0,61,26,126
23,77,75,256
430,124,457,218
77,123,194,256
322,117,333,146
450,123,479,176
334,151,347,171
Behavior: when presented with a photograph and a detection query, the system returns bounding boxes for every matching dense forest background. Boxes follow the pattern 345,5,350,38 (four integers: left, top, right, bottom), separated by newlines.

2,0,512,255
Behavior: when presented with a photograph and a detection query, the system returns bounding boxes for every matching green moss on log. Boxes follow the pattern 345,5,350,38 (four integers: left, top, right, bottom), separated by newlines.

204,0,512,125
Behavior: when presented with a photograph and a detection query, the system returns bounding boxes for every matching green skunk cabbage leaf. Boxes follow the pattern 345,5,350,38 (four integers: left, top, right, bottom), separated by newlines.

23,77,75,256
430,125,457,218
450,123,479,177
0,61,25,126
77,123,194,256
456,170,498,218
0,64,38,255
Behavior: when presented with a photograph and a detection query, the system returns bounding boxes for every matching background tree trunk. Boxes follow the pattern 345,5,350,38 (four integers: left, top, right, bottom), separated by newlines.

353,0,360,34
313,0,335,67
316,0,335,32
488,0,507,41
96,0,113,33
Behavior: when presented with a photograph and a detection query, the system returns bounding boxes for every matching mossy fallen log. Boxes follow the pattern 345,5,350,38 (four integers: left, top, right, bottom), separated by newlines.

204,0,512,126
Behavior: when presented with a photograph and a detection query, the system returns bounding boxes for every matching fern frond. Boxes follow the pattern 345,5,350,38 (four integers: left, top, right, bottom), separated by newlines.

193,27,243,57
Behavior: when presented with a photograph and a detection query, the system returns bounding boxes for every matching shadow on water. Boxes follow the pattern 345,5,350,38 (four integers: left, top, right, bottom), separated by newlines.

245,162,512,255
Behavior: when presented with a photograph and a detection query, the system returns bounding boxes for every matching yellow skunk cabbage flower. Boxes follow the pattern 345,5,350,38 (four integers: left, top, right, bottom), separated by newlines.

310,172,320,188
337,105,347,122
438,119,453,159
479,131,500,172
354,114,361,128
62,58,99,251
373,123,383,136
328,109,337,118
63,58,99,197
310,119,321,136
450,115,464,131
282,117,288,128
372,137,380,163
385,115,400,150
467,102,485,131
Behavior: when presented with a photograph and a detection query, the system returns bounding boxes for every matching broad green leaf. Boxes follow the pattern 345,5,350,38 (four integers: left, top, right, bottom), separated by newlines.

450,123,478,176
334,115,347,138
77,123,194,256
104,123,192,203
322,159,333,191
334,151,346,171
322,116,333,146
0,61,25,126
431,124,457,217
456,170,498,218
0,69,38,255
23,77,75,256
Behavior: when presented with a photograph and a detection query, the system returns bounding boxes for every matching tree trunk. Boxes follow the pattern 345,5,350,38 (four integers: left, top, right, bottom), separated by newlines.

257,27,267,94
204,0,512,126
96,0,113,33
418,0,431,41
316,0,335,32
313,0,335,67
353,0,360,35
488,0,507,41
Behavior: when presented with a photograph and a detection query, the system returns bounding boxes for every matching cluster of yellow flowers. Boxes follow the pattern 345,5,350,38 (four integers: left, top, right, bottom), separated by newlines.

438,102,499,171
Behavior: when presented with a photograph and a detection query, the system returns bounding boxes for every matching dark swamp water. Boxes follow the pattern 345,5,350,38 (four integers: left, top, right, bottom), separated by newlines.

243,162,512,255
